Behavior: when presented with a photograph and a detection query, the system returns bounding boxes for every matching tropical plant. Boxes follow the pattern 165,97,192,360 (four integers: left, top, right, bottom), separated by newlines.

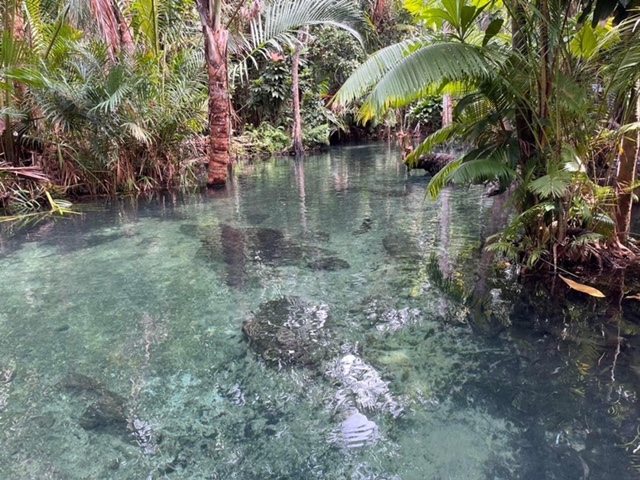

195,0,366,185
334,0,640,270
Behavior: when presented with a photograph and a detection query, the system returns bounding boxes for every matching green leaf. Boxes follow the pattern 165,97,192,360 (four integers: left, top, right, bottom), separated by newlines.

332,37,428,108
528,171,573,199
360,42,491,120
426,158,463,199
482,18,504,46
450,156,516,185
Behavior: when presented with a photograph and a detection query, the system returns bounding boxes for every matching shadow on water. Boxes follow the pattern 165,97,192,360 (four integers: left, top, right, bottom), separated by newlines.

424,190,640,479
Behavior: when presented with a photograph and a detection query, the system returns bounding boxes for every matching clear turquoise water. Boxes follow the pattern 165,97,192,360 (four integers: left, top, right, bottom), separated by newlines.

1,144,639,479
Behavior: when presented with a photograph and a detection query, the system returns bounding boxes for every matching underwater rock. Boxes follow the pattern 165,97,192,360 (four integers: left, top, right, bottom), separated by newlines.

329,411,379,449
354,217,373,235
220,224,249,289
79,397,127,435
245,212,270,225
130,418,158,455
382,233,416,259
248,227,303,266
307,257,351,271
60,373,129,437
298,230,331,243
179,224,200,237
326,354,403,417
242,297,330,368
197,224,311,289
364,300,421,332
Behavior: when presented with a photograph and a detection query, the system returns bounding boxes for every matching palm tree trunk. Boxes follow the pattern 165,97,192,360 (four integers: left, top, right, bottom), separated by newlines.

196,0,231,186
2,0,22,166
538,0,550,148
205,28,230,186
615,87,639,242
441,23,453,127
291,29,306,156
441,94,453,127
511,0,536,164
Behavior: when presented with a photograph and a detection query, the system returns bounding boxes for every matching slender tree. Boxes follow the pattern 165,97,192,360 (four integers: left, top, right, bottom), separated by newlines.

194,0,365,186
291,28,307,156
194,0,229,186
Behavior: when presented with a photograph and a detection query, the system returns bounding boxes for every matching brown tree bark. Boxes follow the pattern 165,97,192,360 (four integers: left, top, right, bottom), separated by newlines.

196,0,231,186
511,0,536,164
615,123,638,242
441,94,453,127
2,1,24,165
205,29,230,186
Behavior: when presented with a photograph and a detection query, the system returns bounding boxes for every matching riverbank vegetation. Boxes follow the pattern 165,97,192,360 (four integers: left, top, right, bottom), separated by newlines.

0,0,396,209
335,0,640,271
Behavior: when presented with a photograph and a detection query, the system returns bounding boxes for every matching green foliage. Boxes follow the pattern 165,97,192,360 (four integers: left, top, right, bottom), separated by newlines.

241,123,290,155
337,0,640,268
303,123,330,149
406,96,442,131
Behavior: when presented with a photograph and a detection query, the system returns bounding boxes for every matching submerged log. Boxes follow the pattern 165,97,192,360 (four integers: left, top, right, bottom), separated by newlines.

404,152,455,176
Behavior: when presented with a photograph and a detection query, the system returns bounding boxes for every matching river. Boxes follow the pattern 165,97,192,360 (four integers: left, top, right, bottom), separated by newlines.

0,144,638,479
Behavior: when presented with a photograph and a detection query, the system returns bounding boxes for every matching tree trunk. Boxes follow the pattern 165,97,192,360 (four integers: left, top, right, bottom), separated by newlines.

291,30,306,156
441,94,453,127
615,99,638,242
2,0,23,166
441,23,453,127
511,0,536,164
112,0,135,56
205,29,230,186
538,0,550,149
196,0,231,186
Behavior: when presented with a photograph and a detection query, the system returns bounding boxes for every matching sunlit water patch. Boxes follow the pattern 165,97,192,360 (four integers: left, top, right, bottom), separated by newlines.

1,144,638,478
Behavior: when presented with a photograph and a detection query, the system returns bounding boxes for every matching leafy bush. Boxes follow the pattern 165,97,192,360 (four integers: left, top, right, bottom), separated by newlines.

303,124,331,150
239,123,290,155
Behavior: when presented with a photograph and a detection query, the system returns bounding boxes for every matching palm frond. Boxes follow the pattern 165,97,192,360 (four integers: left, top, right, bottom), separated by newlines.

234,0,367,82
332,37,429,108
450,156,516,185
359,42,492,120
23,0,48,55
405,123,463,166
426,157,463,200
130,0,160,56
122,121,152,144
528,170,573,199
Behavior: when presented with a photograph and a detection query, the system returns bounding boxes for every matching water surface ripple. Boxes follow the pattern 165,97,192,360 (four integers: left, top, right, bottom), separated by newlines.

0,144,638,479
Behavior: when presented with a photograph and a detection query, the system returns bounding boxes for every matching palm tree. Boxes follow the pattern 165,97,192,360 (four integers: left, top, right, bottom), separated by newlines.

333,0,640,268
195,0,365,186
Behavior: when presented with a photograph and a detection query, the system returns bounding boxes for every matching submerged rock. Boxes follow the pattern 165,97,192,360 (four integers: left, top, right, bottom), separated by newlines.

382,233,415,259
405,152,455,175
220,224,249,289
326,354,403,417
248,227,303,266
354,217,373,235
329,411,380,449
242,297,330,368
60,373,129,438
307,257,351,271
79,397,127,434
